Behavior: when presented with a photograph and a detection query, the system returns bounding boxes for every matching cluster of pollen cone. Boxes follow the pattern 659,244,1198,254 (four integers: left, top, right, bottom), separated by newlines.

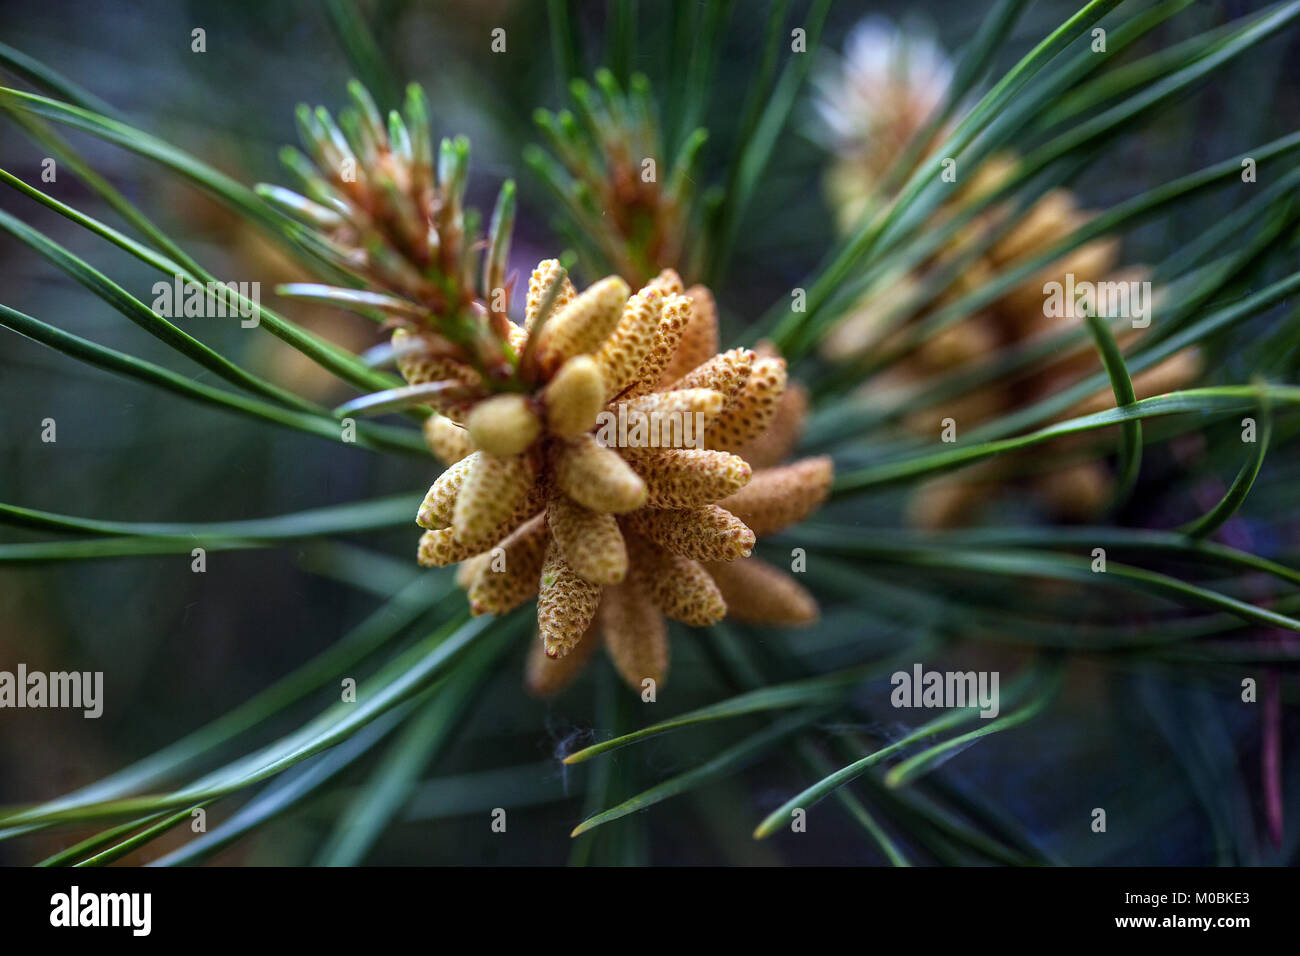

811,22,1201,529
398,261,832,695
822,154,1202,528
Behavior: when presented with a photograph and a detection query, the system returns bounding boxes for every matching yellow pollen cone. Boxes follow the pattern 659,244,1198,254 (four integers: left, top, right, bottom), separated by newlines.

544,355,607,439
466,394,542,457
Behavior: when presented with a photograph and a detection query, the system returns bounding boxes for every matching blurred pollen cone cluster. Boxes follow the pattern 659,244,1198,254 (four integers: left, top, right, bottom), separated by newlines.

811,16,954,231
814,18,1202,527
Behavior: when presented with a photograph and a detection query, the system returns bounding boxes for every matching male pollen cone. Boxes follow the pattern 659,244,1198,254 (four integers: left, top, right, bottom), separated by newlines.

400,260,834,695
